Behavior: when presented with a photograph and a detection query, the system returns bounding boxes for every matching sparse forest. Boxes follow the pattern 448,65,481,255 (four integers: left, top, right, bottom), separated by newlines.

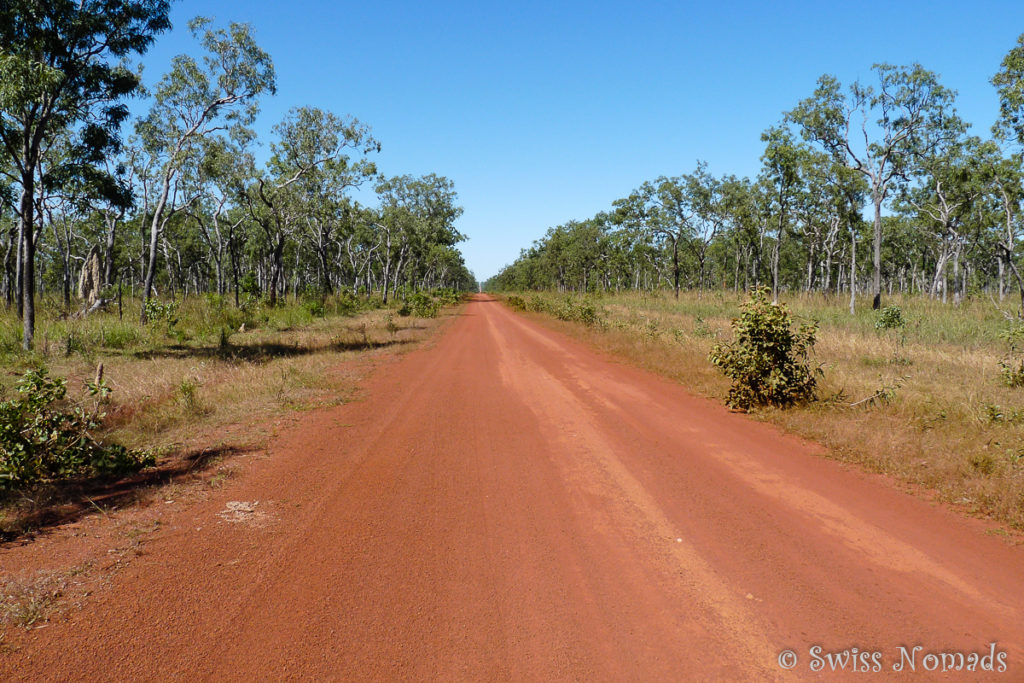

487,43,1024,318
0,1,475,353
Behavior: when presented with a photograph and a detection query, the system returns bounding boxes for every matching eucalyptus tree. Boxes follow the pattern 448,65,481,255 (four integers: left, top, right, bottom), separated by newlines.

136,17,275,320
278,108,379,295
178,129,256,296
980,148,1024,310
993,33,1024,149
613,175,695,299
758,126,803,301
788,64,959,310
341,203,383,295
244,106,379,304
898,123,980,302
0,0,171,347
992,33,1024,312
683,162,729,294
374,173,462,303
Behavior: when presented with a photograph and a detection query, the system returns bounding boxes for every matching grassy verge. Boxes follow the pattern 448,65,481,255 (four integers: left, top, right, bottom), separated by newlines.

501,290,1024,532
0,293,459,540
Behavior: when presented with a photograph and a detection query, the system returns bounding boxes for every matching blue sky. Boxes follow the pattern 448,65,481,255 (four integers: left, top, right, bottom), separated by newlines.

135,1,1024,280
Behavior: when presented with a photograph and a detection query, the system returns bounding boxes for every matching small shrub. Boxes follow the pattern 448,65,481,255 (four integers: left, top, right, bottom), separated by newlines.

407,292,439,318
433,288,462,306
176,378,206,417
875,306,906,331
552,297,603,326
334,290,361,316
239,273,260,296
302,299,326,318
998,321,1024,388
0,369,153,489
999,358,1024,388
506,295,527,311
709,287,820,410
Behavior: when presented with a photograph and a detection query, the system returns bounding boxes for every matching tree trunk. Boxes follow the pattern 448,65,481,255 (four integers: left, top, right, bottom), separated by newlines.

848,223,856,316
672,238,680,299
872,193,882,310
19,182,35,350
141,173,174,323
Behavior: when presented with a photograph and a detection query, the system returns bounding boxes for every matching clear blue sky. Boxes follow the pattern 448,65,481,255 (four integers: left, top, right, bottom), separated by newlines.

136,0,1024,281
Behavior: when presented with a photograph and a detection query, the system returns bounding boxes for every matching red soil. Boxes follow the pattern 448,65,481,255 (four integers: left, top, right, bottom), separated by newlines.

2,294,1022,680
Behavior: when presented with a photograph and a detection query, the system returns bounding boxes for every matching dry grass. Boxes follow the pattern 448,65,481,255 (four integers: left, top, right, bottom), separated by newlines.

507,290,1024,532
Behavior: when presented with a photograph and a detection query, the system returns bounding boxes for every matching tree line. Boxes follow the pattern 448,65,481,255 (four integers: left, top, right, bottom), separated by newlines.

0,1,475,350
487,37,1024,316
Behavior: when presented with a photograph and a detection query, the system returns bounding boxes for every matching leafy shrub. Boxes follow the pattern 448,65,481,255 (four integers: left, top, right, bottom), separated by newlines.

333,290,361,316
0,369,153,489
998,321,1024,388
302,299,326,318
875,306,906,330
239,273,260,296
552,297,603,326
999,358,1024,388
709,287,820,410
433,288,462,305
143,300,178,328
407,292,440,318
506,295,527,311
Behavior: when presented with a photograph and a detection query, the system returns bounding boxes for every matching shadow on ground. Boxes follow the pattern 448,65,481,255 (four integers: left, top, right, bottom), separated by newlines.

0,445,248,546
131,337,415,363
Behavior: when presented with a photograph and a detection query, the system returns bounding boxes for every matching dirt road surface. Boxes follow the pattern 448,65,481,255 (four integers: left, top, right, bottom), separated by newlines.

3,294,1023,681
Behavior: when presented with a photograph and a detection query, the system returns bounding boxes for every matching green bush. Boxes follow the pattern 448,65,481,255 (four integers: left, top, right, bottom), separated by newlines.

875,305,906,330
999,358,1024,388
709,287,820,410
506,295,527,311
143,300,178,334
998,321,1024,388
407,292,440,318
433,288,462,305
0,369,154,489
302,299,326,318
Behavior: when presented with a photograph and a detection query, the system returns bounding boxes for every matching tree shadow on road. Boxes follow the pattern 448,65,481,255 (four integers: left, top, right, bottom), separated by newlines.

0,444,248,546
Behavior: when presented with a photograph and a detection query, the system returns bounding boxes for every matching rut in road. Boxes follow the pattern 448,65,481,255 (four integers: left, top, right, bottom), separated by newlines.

3,294,1023,681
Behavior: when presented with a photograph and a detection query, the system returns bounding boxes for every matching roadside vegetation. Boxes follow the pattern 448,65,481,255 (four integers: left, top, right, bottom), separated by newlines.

0,288,463,540
503,290,1024,532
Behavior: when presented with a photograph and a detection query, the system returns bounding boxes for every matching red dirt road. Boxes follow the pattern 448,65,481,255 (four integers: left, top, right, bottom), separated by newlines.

3,294,1024,680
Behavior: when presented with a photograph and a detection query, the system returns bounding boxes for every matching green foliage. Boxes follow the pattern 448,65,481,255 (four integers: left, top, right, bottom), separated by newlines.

875,306,906,330
143,300,178,327
999,358,1024,388
0,370,153,489
302,299,326,318
506,295,527,311
407,292,440,318
709,287,820,410
504,293,605,327
176,378,206,416
998,321,1024,387
993,33,1024,146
